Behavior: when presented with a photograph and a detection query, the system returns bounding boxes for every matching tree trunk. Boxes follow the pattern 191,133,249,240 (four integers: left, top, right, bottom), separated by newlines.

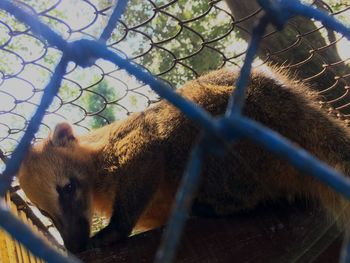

225,0,350,115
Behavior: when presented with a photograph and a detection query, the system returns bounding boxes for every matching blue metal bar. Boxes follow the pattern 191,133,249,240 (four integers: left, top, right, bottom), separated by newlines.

90,40,219,133
99,0,130,42
225,14,269,117
257,0,289,30
224,116,350,199
282,0,350,40
0,202,81,263
98,29,350,201
0,57,78,263
154,139,206,263
0,0,68,51
0,57,68,197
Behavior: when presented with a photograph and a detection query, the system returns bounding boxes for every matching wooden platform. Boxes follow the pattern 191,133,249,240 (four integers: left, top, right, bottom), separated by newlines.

79,204,343,263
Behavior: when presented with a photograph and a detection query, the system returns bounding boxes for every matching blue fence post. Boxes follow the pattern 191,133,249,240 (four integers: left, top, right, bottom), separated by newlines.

155,138,206,263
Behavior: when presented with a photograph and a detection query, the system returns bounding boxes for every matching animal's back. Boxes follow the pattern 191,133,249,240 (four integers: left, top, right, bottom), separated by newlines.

148,68,350,220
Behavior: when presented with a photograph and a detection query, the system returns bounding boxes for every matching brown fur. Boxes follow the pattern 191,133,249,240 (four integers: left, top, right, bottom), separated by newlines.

18,68,350,252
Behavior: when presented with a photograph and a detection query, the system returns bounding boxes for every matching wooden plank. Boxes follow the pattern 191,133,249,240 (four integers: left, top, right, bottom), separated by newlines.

0,228,11,263
8,193,26,263
1,189,70,263
79,204,343,263
2,194,20,263
1,192,48,263
27,219,42,263
19,210,40,263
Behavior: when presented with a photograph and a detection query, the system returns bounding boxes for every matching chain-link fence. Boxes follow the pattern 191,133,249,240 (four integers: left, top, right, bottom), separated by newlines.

0,0,350,158
1,0,350,262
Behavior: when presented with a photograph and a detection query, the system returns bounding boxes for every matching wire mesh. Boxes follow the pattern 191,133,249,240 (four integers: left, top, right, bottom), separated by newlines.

0,0,350,158
0,0,350,262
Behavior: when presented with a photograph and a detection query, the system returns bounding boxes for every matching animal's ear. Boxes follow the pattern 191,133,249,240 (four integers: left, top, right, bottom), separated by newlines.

51,122,76,147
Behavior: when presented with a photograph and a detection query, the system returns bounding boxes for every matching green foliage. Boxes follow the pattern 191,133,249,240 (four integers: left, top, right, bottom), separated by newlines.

111,0,235,87
78,0,238,129
85,80,117,129
327,0,350,12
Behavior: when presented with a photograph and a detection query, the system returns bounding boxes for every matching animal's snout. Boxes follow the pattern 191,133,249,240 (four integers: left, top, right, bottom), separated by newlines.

60,216,90,253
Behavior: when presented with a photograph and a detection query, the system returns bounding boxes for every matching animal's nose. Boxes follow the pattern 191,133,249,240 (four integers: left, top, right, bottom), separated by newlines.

61,217,90,253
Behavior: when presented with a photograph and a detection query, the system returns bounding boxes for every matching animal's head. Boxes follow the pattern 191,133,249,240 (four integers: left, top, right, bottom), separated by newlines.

18,123,95,252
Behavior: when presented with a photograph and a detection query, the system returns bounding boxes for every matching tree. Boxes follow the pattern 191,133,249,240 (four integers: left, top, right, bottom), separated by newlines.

225,0,350,113
84,80,118,129
111,0,238,87
85,0,241,126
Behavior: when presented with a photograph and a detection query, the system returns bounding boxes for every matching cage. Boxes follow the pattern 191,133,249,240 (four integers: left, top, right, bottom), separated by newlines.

1,0,350,262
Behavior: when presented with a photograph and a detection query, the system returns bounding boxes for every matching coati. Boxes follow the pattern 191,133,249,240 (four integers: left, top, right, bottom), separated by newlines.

18,68,350,253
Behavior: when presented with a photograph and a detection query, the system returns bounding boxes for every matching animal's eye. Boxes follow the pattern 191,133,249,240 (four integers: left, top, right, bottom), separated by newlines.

62,182,75,195
56,177,78,196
